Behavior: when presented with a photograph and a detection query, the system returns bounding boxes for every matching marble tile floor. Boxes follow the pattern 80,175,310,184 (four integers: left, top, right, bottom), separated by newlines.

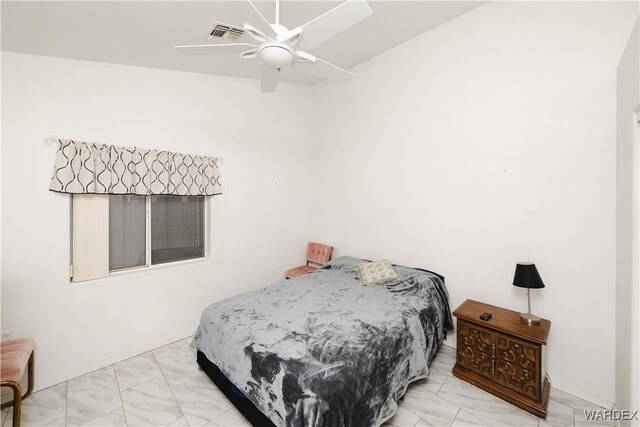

1,340,611,427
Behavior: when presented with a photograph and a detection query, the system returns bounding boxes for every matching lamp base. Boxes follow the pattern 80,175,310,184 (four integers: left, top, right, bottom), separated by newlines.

520,313,541,325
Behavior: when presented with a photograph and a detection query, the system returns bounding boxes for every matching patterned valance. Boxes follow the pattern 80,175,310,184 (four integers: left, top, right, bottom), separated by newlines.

49,140,222,196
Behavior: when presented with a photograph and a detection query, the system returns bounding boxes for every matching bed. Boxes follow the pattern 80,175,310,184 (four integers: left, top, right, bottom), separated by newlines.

193,256,453,427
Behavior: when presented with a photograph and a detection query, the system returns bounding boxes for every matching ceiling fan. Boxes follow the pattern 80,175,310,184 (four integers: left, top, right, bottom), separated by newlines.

174,0,372,92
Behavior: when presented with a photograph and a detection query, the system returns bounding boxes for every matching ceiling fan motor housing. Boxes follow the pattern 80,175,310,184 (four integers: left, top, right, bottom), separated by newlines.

259,42,294,68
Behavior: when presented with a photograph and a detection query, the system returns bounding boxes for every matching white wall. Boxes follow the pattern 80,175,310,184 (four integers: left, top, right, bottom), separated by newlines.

309,1,638,405
616,17,640,419
0,52,315,389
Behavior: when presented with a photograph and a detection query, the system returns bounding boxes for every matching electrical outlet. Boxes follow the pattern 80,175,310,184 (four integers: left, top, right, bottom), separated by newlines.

1,329,14,342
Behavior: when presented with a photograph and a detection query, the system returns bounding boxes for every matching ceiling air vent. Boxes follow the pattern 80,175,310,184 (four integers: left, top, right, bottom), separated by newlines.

205,22,245,42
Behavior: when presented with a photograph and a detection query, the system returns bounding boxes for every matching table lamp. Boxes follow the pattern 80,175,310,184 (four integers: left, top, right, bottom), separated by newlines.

513,263,545,325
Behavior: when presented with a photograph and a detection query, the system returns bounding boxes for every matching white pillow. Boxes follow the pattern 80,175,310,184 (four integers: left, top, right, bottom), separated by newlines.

355,260,399,285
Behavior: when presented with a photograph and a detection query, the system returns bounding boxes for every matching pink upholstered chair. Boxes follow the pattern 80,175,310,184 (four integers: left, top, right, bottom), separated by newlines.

286,243,334,279
1,338,35,427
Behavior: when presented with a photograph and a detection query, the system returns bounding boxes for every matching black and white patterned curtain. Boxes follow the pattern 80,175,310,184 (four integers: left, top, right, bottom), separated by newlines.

49,140,222,196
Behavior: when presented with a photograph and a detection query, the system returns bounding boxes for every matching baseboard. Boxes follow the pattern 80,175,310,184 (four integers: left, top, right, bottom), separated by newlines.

551,381,615,410
31,332,193,392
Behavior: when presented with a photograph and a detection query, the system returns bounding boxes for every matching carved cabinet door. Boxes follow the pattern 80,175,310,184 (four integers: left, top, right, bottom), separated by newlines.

493,334,541,401
456,320,494,380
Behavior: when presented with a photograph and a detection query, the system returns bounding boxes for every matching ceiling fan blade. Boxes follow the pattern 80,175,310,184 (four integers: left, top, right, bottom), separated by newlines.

296,0,372,52
224,0,277,40
293,56,354,82
174,43,256,55
261,64,279,92
294,51,315,63
278,26,302,46
240,47,259,59
244,24,271,43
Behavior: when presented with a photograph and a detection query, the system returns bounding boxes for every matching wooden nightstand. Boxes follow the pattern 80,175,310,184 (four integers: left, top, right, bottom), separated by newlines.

452,299,551,418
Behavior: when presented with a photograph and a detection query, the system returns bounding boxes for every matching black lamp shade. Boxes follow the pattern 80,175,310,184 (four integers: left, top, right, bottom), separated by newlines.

513,263,545,289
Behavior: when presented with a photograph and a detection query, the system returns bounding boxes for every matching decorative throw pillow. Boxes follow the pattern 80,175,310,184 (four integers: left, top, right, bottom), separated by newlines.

355,260,399,285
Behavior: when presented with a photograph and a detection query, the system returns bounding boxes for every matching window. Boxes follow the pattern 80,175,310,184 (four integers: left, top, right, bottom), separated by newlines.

109,195,206,272
150,196,205,265
71,194,207,281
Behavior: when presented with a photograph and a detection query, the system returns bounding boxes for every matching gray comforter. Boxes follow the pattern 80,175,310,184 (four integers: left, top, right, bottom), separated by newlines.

193,256,453,427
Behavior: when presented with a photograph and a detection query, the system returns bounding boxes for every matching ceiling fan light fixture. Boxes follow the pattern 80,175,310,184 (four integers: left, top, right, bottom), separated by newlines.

259,43,294,68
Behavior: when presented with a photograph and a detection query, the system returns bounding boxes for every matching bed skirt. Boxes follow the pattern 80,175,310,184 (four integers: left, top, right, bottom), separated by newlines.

197,350,276,427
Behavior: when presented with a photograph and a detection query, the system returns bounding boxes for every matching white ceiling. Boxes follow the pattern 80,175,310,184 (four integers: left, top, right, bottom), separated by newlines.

1,1,487,85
